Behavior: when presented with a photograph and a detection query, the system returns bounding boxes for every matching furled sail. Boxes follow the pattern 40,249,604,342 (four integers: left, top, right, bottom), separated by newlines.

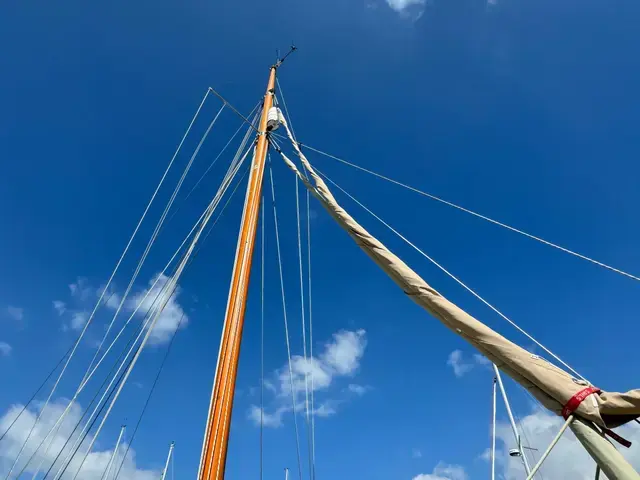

274,122,640,432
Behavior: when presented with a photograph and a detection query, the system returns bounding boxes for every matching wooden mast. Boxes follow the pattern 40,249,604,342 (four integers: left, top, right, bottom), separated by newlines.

198,65,277,480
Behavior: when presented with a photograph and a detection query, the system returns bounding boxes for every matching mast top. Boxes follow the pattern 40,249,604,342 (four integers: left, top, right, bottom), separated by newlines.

274,45,297,69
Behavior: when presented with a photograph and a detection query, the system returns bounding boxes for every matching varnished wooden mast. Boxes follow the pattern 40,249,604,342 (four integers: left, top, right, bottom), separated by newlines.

198,66,277,480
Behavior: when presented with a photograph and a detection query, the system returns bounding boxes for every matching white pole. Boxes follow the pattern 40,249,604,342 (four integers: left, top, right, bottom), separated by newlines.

570,416,640,480
493,364,531,476
285,467,289,480
101,425,125,480
160,442,175,480
491,377,497,480
525,415,574,480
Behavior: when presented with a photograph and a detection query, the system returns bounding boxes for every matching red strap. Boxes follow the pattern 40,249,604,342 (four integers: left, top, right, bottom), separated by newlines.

603,428,633,448
562,387,601,419
562,386,632,448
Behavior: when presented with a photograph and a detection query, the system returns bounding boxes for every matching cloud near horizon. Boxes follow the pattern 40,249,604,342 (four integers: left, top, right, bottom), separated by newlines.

385,0,426,14
0,399,158,479
413,463,468,480
490,406,640,479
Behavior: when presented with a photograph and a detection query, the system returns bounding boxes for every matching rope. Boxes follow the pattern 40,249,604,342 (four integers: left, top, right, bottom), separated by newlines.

112,169,247,480
37,292,164,479
197,150,255,480
77,145,251,394
166,106,260,227
67,141,249,480
285,139,640,283
295,177,314,480
276,79,298,143
112,169,245,479
3,88,215,480
46,287,173,480
260,194,265,480
54,343,139,480
100,425,124,480
306,187,317,480
0,344,71,444
41,143,250,480
38,307,148,480
69,193,219,480
310,165,587,382
111,314,185,480
82,102,227,393
268,160,304,480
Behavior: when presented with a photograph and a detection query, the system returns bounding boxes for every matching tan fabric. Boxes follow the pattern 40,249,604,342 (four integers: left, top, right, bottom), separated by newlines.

277,137,640,429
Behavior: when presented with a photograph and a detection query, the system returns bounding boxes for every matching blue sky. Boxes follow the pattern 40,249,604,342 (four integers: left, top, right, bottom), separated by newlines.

1,0,640,479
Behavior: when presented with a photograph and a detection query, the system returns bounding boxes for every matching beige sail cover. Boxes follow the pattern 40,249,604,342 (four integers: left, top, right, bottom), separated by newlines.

276,130,640,430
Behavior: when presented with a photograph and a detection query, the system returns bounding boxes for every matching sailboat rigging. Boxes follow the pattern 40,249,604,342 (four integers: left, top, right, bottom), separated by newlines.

2,48,640,480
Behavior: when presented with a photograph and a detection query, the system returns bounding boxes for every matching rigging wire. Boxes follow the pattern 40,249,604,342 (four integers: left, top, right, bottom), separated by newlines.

312,165,587,382
39,302,155,480
306,187,317,480
273,136,640,283
268,158,304,480
165,106,261,227
84,102,227,391
202,148,258,480
0,345,71,444
32,102,229,480
100,425,124,480
275,80,298,144
70,220,208,479
38,296,160,479
3,89,216,480
78,139,254,396
107,305,182,480
260,193,265,480
34,142,251,480
43,284,177,480
295,176,314,480
275,143,587,384
54,342,141,480
270,135,316,479
66,143,251,480
112,168,249,480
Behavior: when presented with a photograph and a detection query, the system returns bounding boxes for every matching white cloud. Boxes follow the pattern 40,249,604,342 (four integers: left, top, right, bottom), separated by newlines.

124,274,188,345
322,329,366,375
247,405,288,428
0,342,12,357
347,384,369,396
53,301,66,316
70,311,89,331
69,278,92,301
479,448,491,462
447,350,473,377
0,399,158,479
446,350,490,377
473,353,490,366
312,402,336,417
491,406,640,479
249,329,367,427
412,448,423,459
59,274,188,346
385,0,426,14
6,306,24,322
413,463,468,480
